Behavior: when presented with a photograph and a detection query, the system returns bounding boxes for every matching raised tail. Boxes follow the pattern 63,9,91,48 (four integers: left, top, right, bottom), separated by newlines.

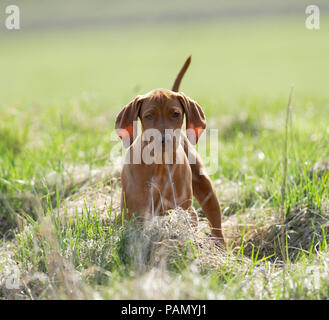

171,55,192,92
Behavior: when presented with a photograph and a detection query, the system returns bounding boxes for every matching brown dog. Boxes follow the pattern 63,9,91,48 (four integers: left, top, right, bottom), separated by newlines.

115,56,225,245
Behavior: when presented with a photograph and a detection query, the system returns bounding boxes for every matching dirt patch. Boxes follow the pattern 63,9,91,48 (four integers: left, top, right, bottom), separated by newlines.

224,202,329,261
57,164,122,224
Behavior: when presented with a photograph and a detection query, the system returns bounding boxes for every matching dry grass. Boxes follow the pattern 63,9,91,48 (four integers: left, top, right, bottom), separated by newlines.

55,163,329,263
1,161,328,299
224,203,329,262
56,164,122,224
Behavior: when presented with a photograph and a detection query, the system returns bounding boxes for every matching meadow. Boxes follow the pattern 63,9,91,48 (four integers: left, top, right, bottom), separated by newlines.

0,16,329,299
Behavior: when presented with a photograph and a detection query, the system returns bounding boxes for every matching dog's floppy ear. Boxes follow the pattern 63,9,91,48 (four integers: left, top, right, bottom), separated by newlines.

178,93,206,144
115,96,143,148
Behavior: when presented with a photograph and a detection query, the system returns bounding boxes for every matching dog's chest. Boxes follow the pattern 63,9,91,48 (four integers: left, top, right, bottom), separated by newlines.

145,164,192,210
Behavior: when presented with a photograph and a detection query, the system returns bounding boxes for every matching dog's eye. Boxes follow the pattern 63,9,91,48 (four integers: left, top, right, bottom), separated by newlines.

172,112,180,119
145,114,153,120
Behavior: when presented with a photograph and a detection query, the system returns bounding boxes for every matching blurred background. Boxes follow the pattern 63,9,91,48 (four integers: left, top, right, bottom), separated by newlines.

0,0,328,108
1,1,329,300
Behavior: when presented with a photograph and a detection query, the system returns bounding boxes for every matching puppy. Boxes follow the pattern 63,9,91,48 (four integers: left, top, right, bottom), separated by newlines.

115,56,225,244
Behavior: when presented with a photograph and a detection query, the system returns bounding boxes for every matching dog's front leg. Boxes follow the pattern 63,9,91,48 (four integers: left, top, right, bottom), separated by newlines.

191,169,225,245
183,136,225,245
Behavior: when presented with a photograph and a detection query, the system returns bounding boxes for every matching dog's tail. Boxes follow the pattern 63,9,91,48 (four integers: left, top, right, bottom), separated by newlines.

171,55,192,92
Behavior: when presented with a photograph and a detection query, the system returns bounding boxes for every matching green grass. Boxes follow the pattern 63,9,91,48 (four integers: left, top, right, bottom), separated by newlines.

0,16,329,299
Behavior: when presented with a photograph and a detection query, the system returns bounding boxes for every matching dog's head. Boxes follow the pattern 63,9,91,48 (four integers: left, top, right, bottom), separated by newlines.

115,88,206,148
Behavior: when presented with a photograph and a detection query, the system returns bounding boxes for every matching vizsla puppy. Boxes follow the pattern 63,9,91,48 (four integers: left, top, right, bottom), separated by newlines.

115,56,225,245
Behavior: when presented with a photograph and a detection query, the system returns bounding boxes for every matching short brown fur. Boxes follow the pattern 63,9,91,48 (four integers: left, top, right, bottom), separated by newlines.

115,56,225,245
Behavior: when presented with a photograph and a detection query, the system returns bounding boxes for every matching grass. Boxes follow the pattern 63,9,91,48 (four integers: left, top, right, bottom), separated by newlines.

0,15,329,299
